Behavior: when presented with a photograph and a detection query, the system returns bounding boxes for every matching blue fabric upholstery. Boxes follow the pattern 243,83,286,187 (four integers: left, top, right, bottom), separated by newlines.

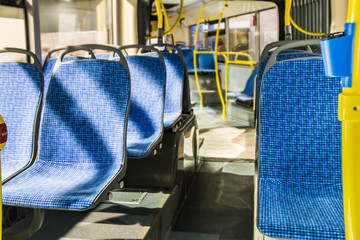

181,49,195,73
258,58,344,239
257,53,319,100
147,53,184,128
3,60,130,210
197,53,215,72
43,57,83,100
227,66,258,101
0,63,42,182
125,56,166,158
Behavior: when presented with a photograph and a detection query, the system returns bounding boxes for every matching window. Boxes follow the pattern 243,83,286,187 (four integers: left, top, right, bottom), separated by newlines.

39,0,113,60
259,8,278,53
187,8,278,63
190,20,225,50
0,5,27,61
228,13,256,61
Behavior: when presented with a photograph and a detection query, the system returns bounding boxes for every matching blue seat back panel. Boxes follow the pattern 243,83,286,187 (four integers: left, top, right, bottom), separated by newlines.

258,58,344,239
259,59,342,183
0,63,42,181
197,53,215,71
257,53,319,100
43,57,83,100
3,60,130,210
181,49,195,72
125,56,166,157
242,66,258,97
40,60,129,165
148,52,184,128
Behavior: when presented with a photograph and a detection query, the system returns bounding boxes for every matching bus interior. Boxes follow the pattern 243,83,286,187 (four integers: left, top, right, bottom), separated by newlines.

0,0,356,239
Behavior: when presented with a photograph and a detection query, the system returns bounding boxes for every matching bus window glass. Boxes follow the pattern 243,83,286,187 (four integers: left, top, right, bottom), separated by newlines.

190,21,225,50
259,8,278,53
0,5,27,61
228,13,256,61
39,0,113,59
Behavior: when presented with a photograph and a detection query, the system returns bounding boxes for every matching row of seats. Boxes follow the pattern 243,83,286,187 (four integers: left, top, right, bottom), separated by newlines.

181,49,216,73
256,40,345,239
0,44,190,211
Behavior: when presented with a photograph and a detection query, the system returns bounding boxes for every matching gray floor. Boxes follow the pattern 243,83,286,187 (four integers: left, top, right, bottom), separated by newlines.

169,106,256,240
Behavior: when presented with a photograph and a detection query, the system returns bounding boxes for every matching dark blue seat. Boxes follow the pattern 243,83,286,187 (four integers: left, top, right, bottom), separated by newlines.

146,50,185,128
120,50,166,158
162,53,185,128
181,49,195,73
258,51,345,239
0,48,43,182
197,53,216,73
3,46,130,210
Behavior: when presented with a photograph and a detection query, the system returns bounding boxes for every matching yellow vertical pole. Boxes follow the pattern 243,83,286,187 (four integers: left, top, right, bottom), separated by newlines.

193,5,206,108
341,1,360,239
0,114,7,240
214,0,227,120
225,60,229,102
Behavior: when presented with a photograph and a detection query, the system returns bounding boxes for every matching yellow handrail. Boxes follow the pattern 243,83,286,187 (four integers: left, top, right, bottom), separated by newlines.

193,1,227,120
285,0,325,37
341,1,360,239
217,51,254,102
146,0,184,39
155,0,163,30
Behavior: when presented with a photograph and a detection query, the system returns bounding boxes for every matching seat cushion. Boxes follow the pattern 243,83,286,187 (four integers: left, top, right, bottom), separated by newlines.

259,179,345,239
2,162,122,210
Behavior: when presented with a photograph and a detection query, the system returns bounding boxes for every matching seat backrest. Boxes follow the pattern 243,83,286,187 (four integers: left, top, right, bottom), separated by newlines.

257,52,320,99
259,56,342,184
146,50,185,128
125,55,166,141
181,49,195,72
0,48,43,182
43,57,83,99
39,48,130,168
242,66,258,97
197,53,215,71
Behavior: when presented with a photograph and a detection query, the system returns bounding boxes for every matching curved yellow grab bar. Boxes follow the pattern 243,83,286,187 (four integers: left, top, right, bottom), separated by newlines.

217,51,255,102
146,0,184,39
193,1,227,120
285,0,325,37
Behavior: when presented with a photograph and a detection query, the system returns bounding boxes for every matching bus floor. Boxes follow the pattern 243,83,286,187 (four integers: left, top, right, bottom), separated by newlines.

169,105,255,240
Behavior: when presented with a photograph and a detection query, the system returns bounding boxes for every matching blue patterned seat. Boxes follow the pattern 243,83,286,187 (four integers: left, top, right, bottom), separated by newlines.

125,56,166,158
147,52,184,128
3,59,130,210
257,52,320,101
181,49,195,73
43,57,83,99
0,56,43,182
258,58,345,239
197,53,216,73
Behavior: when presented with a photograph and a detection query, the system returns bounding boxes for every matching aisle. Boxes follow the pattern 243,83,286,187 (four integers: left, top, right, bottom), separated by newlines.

169,106,255,240
169,161,254,240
